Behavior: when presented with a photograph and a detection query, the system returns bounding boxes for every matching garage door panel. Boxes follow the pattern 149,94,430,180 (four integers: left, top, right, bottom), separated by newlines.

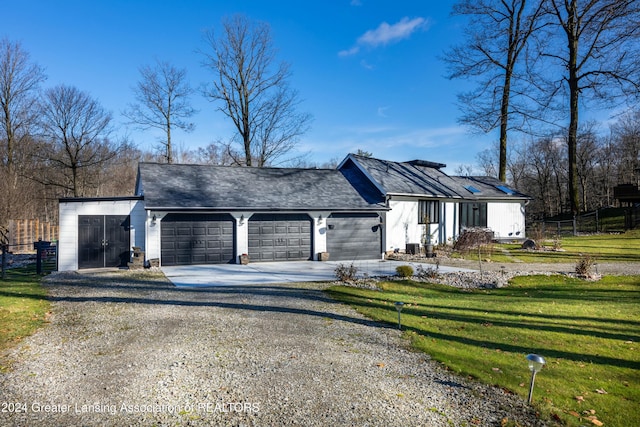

161,213,235,266
248,214,312,262
327,213,381,261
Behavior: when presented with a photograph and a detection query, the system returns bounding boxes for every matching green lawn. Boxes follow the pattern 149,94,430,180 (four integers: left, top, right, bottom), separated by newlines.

467,229,640,263
327,275,640,426
0,267,50,371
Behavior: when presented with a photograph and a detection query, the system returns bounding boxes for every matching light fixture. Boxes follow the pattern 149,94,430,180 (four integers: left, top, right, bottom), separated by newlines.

526,353,546,404
151,214,157,225
240,214,245,225
317,214,323,225
394,302,405,330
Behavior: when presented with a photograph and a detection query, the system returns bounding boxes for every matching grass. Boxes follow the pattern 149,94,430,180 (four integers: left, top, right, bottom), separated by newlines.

463,229,640,263
0,266,50,370
327,275,640,426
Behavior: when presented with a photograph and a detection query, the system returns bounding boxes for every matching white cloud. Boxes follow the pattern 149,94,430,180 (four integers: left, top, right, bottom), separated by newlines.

340,17,429,57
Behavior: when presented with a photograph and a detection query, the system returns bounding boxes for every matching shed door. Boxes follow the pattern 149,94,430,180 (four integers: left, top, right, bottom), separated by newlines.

78,215,130,269
248,214,312,262
161,213,235,266
326,213,381,261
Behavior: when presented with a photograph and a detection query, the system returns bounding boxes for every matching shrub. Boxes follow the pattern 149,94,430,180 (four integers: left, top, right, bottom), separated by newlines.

395,265,414,278
453,228,493,253
575,254,596,277
415,262,440,280
335,263,358,281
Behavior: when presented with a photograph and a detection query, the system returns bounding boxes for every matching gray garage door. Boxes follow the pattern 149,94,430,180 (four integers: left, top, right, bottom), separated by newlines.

161,213,235,265
326,213,382,261
248,214,312,262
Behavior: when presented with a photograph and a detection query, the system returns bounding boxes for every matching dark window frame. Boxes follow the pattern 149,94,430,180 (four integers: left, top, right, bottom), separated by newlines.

418,200,440,224
459,202,487,229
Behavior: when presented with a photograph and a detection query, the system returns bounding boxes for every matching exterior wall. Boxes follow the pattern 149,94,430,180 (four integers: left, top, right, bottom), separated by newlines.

487,201,526,240
58,199,145,271
385,198,421,252
441,201,459,244
382,198,526,251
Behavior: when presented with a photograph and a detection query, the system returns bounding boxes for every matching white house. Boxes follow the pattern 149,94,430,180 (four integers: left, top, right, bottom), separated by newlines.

57,154,530,271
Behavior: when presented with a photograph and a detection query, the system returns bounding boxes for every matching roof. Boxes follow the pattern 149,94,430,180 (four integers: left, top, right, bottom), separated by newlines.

340,154,530,200
136,162,387,211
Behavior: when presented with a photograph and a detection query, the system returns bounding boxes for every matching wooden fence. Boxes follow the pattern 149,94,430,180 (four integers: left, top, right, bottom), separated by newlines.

7,219,59,254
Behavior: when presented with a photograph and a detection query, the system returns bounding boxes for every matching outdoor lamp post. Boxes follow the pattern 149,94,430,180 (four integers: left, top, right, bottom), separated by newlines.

526,354,546,404
394,302,405,330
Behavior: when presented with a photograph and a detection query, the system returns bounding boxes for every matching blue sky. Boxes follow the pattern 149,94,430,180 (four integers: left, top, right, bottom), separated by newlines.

4,0,491,172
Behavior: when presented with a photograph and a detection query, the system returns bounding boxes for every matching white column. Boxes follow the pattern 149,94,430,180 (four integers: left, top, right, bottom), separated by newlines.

312,211,331,260
231,212,251,263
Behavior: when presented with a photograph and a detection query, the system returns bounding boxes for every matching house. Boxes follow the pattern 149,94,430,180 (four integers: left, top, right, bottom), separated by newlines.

57,154,530,271
338,154,531,253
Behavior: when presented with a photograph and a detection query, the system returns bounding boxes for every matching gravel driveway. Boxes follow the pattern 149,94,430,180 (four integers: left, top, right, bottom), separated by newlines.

0,269,544,426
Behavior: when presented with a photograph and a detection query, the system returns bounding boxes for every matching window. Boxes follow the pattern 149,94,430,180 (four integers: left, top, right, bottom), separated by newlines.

465,185,481,194
418,200,439,224
459,202,487,228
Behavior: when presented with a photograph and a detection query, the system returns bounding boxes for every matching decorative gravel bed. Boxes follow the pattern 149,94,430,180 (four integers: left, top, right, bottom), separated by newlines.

0,269,547,426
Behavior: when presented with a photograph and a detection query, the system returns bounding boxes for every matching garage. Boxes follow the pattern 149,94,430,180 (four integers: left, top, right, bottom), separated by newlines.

248,214,312,262
326,213,382,261
161,213,235,266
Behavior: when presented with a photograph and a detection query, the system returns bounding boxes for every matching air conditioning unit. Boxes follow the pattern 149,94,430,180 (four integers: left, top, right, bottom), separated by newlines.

406,243,420,255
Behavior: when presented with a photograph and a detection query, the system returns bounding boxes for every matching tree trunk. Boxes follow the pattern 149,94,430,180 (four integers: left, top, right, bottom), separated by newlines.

166,120,172,164
566,0,580,215
499,69,512,182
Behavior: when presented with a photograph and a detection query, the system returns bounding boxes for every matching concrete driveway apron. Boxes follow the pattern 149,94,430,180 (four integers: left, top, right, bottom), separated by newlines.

162,260,474,287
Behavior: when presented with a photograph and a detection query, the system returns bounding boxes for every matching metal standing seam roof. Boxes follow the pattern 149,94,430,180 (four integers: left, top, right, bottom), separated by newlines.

136,162,388,210
343,154,531,200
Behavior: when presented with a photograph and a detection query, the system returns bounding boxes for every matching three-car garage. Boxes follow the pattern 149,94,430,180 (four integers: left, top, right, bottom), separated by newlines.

158,212,382,266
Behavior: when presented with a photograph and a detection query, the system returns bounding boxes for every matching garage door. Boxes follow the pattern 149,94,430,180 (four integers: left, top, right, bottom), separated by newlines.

248,214,312,262
161,213,235,265
326,213,381,261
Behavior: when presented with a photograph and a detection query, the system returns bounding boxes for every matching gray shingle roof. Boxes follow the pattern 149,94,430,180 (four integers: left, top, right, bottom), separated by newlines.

342,154,530,200
137,163,387,210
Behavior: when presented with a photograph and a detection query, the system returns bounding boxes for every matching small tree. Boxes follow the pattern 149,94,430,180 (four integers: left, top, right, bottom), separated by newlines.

123,59,196,164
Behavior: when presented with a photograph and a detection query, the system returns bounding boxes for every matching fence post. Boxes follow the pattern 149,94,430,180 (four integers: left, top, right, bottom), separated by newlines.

573,215,577,236
0,227,7,280
1,244,6,280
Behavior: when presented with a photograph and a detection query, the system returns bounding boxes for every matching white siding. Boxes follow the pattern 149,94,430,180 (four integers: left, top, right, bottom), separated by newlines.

487,201,526,240
58,199,144,271
441,201,459,244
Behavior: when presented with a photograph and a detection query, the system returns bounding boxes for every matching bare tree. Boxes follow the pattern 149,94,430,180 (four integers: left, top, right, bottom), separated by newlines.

0,38,46,222
443,0,546,182
201,14,311,167
123,60,196,164
539,0,640,214
38,85,115,197
610,110,640,184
